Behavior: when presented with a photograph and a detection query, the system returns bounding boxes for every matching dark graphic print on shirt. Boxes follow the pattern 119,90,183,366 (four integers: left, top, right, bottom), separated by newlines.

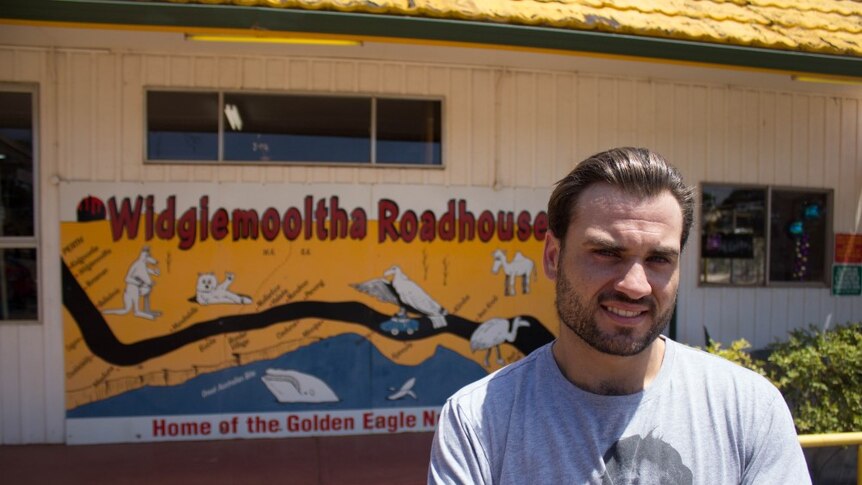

600,433,694,485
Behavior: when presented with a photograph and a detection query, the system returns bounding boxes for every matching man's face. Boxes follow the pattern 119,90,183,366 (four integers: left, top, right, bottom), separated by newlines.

543,183,682,356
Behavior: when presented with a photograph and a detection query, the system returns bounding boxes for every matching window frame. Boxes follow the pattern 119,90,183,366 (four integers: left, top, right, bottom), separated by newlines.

143,88,445,168
0,83,40,324
698,182,833,289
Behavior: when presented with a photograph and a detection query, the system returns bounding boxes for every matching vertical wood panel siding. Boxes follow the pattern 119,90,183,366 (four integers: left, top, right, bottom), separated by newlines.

575,76,598,163
554,74,575,183
470,69,494,188
0,48,65,444
448,68,472,186
534,73,555,189
1,46,861,443
775,94,794,186
40,47,68,445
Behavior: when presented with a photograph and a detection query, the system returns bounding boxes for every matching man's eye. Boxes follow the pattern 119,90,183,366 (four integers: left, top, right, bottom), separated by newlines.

595,249,619,258
648,256,671,264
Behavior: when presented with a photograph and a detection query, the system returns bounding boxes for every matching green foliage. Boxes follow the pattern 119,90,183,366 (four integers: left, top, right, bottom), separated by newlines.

705,322,862,434
766,322,862,434
703,338,769,379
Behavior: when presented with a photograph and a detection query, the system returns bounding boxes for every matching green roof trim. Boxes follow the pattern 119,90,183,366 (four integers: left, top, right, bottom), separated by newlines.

3,0,861,78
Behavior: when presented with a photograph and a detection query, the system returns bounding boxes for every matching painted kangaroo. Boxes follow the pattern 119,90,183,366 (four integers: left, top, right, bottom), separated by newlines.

102,246,161,320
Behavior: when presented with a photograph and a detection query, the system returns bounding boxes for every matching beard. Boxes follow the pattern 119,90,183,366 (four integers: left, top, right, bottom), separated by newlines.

555,269,674,357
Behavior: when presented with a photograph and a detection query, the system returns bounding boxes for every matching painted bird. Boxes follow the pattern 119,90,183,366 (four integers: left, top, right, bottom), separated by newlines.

470,316,530,367
351,265,448,328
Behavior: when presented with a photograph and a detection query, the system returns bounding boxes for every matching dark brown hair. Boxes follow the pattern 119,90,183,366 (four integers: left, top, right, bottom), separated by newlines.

548,147,695,248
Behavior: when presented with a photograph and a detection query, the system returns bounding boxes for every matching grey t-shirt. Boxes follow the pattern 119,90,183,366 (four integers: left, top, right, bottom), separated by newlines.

429,337,810,484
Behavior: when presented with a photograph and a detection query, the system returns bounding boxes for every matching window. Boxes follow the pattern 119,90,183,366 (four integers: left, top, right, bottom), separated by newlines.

700,184,832,287
146,90,442,166
147,91,218,161
0,87,38,321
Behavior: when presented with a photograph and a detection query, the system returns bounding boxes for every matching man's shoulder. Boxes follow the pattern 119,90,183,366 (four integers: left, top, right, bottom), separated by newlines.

668,338,780,396
446,342,552,409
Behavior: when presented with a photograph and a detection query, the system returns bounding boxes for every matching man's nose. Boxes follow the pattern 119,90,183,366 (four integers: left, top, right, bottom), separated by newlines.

614,262,651,300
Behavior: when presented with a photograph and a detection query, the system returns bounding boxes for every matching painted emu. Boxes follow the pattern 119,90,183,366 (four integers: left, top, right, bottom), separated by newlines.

470,316,530,367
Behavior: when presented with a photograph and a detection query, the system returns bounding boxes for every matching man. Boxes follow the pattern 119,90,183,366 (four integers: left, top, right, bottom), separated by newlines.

428,147,810,484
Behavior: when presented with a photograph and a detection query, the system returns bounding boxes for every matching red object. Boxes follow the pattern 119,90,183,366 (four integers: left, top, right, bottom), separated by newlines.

76,195,106,222
834,233,862,263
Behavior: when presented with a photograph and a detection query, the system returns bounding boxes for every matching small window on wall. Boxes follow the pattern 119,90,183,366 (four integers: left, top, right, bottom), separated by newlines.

376,98,441,165
223,93,371,163
0,87,38,322
768,190,831,284
146,90,442,166
147,91,219,160
701,184,832,287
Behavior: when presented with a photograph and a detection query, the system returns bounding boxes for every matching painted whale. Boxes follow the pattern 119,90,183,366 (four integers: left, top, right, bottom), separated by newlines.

261,368,339,403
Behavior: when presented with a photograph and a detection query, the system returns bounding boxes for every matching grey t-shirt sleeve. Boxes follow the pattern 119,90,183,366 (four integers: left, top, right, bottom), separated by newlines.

741,391,811,485
428,399,491,485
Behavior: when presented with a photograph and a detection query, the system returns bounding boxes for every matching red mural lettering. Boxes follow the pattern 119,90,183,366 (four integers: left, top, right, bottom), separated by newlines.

107,196,143,240
177,207,197,250
260,208,280,241
457,200,475,242
232,209,259,240
533,212,548,240
400,210,418,243
329,196,348,240
314,198,329,240
497,212,514,241
378,199,400,242
104,193,545,249
155,196,176,240
439,200,456,241
477,210,495,242
350,208,367,240
420,210,437,242
152,418,211,437
211,209,229,240
517,210,533,241
283,208,302,240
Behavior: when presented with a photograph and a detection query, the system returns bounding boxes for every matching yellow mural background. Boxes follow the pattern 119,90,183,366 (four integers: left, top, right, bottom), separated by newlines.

62,218,558,410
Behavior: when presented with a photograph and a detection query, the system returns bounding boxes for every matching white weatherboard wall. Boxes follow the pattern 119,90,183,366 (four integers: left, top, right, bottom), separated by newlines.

1,27,861,443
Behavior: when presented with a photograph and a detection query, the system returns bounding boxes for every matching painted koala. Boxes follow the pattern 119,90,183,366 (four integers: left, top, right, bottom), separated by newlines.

193,272,252,305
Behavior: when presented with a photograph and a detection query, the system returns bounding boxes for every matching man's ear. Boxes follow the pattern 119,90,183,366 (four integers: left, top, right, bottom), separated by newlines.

543,231,561,281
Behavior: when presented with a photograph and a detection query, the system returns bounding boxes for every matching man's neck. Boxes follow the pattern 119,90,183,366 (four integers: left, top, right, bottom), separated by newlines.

551,334,666,396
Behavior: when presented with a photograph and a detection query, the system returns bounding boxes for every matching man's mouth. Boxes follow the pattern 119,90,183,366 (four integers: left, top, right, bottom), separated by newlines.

602,305,646,318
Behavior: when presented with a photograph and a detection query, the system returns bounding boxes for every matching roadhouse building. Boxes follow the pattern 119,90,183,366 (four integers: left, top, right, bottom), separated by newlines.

1,0,861,445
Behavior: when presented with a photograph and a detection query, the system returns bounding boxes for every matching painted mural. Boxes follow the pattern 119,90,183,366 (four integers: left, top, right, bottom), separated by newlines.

61,183,558,444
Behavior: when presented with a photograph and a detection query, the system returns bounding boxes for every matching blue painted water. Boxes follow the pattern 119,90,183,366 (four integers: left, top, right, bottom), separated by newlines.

68,334,487,417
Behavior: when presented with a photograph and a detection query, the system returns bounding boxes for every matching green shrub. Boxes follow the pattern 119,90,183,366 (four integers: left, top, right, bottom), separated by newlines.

703,338,769,380
704,322,862,434
767,322,862,434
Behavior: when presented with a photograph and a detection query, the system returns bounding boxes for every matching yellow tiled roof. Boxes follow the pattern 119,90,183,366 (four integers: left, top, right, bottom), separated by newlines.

162,0,862,57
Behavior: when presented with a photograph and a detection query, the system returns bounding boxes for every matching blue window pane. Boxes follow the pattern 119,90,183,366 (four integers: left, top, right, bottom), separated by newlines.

147,132,218,160
223,133,370,163
147,92,218,160
377,139,441,165
376,99,441,165
224,94,370,163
